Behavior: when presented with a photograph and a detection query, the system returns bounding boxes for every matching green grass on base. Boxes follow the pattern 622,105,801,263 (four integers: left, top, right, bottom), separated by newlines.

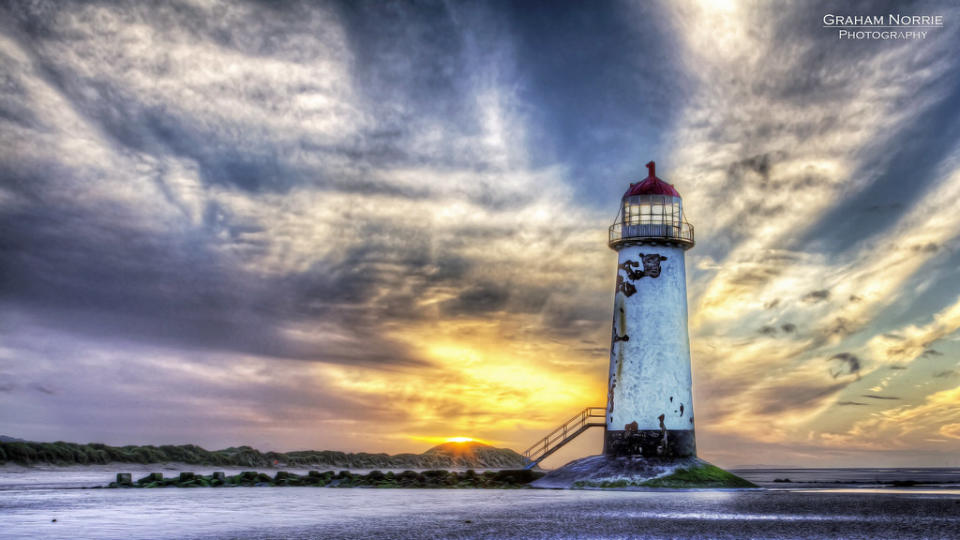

572,464,757,489
640,464,756,488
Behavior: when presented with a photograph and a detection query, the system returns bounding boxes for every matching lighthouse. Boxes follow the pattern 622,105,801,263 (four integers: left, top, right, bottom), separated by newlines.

604,160,696,458
529,163,754,488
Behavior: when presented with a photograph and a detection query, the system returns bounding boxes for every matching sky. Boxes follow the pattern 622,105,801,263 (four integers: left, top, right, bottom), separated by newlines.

1,0,960,469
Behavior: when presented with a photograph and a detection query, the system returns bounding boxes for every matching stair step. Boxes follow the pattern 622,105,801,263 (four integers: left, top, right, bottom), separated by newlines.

522,407,606,469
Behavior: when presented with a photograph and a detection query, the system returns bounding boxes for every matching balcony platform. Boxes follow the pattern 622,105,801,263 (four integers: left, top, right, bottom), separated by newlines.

608,221,695,250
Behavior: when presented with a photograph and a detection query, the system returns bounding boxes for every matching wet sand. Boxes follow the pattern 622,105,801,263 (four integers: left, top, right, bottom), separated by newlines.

3,484,959,539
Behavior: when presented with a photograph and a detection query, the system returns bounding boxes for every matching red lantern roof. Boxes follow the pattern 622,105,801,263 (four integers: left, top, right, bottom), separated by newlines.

623,161,681,198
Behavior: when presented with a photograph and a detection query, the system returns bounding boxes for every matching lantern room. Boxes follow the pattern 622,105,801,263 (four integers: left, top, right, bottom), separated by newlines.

608,161,695,251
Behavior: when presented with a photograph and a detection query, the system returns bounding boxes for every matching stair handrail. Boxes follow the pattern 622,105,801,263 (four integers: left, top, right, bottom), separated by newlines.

522,406,606,462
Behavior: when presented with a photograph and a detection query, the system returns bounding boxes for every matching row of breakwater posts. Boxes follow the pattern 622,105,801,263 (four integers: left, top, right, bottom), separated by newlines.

108,469,545,489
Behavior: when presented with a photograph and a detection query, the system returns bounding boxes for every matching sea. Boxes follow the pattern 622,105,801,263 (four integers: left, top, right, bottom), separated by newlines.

2,465,959,539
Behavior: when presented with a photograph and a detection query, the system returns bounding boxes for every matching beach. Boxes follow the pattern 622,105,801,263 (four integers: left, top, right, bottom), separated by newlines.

2,468,960,539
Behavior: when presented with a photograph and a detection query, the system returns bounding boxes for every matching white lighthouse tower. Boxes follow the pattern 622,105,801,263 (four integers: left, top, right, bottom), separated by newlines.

529,164,754,487
604,161,696,458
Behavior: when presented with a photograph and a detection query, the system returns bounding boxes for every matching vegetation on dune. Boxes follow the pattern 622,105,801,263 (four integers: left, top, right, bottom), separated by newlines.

106,469,544,489
0,440,527,469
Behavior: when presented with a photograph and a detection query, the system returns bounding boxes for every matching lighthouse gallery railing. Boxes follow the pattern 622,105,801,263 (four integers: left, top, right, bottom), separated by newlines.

608,219,694,248
521,407,607,469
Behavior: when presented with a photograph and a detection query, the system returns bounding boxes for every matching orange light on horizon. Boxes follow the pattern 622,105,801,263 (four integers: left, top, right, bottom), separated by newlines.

408,435,496,447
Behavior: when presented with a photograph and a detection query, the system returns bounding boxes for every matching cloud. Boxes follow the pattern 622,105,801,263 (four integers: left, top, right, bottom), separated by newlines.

802,290,831,303
0,0,624,451
754,382,848,416
2,0,960,465
441,282,510,316
829,353,861,379
821,386,960,452
941,423,960,440
912,242,941,253
28,383,55,395
866,292,960,365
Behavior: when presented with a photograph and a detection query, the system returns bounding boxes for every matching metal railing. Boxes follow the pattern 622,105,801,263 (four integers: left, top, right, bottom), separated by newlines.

522,407,607,469
608,219,695,249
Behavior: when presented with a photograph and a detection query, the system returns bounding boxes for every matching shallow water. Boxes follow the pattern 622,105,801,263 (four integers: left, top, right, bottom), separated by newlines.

2,468,960,539
733,467,960,487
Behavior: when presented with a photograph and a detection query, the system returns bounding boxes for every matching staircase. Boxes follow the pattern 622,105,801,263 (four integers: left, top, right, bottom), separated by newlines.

522,407,606,470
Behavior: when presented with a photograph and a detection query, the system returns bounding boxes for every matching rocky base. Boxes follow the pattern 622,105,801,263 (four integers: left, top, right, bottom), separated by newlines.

107,469,544,488
530,455,756,489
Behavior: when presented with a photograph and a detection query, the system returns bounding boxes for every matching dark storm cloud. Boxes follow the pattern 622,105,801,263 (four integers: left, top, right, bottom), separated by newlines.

912,242,941,253
837,401,869,406
728,268,782,287
539,299,611,339
28,383,55,395
862,394,901,400
757,322,798,336
828,353,861,379
442,282,510,315
1,0,594,371
0,0,687,380
824,317,853,337
0,331,418,446
802,289,831,303
933,370,957,378
0,167,435,367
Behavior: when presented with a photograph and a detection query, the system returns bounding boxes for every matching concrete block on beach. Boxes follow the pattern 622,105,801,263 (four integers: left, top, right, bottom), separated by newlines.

137,472,163,484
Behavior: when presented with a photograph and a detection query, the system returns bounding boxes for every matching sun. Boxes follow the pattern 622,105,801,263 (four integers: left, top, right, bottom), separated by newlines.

409,435,492,446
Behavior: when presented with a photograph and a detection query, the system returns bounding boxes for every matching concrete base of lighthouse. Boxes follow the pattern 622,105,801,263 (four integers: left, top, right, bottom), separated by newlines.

604,428,696,458
530,455,755,490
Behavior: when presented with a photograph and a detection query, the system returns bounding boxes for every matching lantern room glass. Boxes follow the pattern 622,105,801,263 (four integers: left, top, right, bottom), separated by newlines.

622,195,682,226
610,194,692,247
